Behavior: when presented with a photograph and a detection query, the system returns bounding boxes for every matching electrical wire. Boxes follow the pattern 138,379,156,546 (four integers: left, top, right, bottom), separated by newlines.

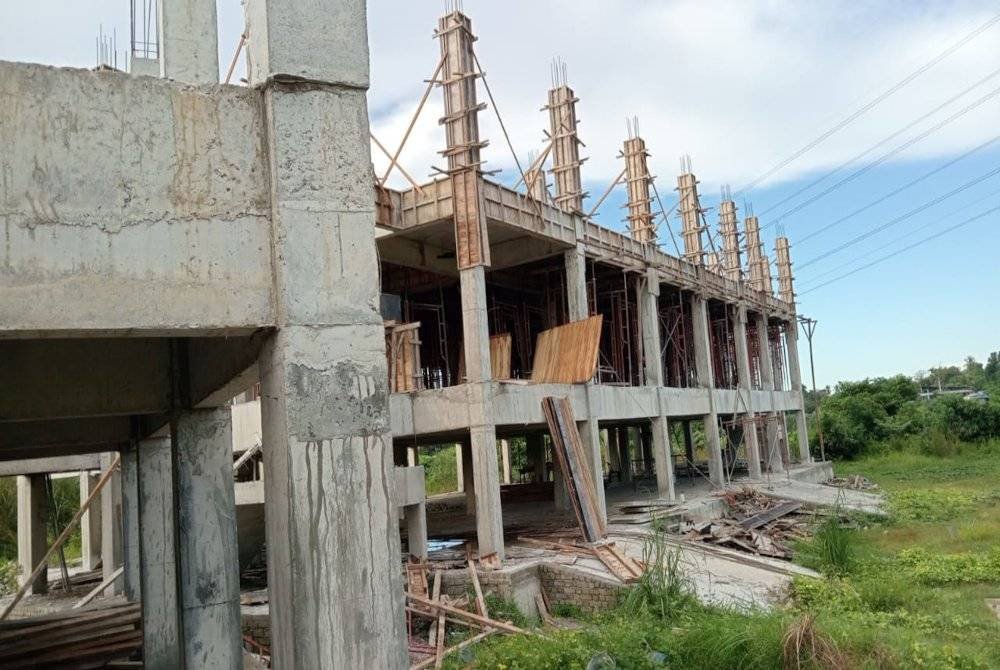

736,10,1000,195
764,82,1000,228
796,184,1000,287
798,204,1000,295
797,165,1000,270
758,65,1000,218
795,133,1000,246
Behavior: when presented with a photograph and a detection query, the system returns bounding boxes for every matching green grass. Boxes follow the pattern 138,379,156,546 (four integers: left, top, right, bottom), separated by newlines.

445,439,1000,669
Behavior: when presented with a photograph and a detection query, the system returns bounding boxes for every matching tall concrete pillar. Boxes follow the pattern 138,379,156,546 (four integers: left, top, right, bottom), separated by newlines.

578,419,607,525
755,313,784,473
618,427,633,483
158,0,219,84
691,297,724,485
606,428,620,474
136,437,182,669
173,408,241,669
639,424,653,475
499,439,512,484
650,417,675,500
784,322,811,463
526,433,546,483
16,475,47,595
100,452,123,596
80,472,102,571
565,244,589,321
733,306,763,479
247,0,407,664
120,443,141,601
455,443,465,492
460,439,475,514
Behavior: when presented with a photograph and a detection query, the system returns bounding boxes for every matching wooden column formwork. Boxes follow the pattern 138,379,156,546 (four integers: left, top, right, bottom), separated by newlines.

677,171,704,266
775,236,795,305
718,196,742,281
622,136,655,243
546,85,586,214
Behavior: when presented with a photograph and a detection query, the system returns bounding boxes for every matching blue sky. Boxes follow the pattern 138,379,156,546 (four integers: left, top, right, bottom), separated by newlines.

1,1,997,388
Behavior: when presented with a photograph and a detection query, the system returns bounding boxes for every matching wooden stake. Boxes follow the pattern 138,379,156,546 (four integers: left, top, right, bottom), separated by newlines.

1,455,121,620
371,133,425,195
410,630,494,670
382,55,447,184
467,559,488,620
73,566,124,609
223,33,246,85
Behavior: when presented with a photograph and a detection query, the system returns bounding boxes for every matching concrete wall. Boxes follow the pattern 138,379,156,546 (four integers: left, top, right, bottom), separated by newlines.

0,62,273,336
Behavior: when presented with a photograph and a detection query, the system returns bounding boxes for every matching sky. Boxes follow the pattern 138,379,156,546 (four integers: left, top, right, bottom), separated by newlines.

1,0,998,388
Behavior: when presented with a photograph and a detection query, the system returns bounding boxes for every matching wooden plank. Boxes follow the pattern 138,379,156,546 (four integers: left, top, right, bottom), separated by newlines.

432,571,445,667
467,560,489,620
411,630,495,670
531,316,603,383
406,594,528,635
541,397,605,542
489,334,512,379
739,501,801,531
73,566,124,609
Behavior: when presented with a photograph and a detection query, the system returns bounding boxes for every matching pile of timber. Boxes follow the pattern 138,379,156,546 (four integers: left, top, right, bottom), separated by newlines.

0,600,141,669
516,536,645,584
404,561,531,670
48,569,103,592
681,487,807,559
541,396,606,542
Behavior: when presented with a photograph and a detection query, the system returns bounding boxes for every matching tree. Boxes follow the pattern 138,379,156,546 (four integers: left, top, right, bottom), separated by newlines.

985,351,1000,382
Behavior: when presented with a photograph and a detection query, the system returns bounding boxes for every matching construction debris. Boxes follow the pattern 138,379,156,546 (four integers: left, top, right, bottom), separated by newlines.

0,600,141,669
681,487,809,559
542,397,606,542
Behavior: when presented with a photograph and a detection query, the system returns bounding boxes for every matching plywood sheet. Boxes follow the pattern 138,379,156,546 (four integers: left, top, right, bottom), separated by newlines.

489,334,512,380
531,315,603,383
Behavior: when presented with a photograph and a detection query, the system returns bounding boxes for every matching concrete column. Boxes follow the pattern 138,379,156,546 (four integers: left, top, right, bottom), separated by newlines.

460,266,492,383
137,437,182,669
639,269,663,386
407,445,419,467
405,503,428,561
565,244,589,321
172,408,241,669
691,297,724,485
755,313,783,473
618,427,633,483
606,428,620,474
16,475,47,595
733,306,763,479
639,424,653,475
784,322,811,463
158,0,219,84
455,443,465,492
469,425,505,558
101,452,123,596
247,0,407,664
80,472,102,571
460,439,475,514
526,433,546,483
578,419,607,525
120,444,141,602
499,439,512,484
650,417,676,500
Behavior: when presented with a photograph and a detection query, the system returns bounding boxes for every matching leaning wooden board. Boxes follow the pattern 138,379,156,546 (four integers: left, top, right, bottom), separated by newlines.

531,316,603,383
489,333,512,379
541,396,606,542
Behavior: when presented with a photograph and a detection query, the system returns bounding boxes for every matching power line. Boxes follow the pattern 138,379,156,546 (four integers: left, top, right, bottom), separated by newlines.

798,204,1000,295
795,133,1000,246
759,65,1000,218
736,10,1000,195
764,82,1000,228
797,184,1000,286
797,165,1000,270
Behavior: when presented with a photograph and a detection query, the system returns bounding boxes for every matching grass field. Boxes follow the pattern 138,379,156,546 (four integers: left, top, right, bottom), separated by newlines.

443,441,1000,669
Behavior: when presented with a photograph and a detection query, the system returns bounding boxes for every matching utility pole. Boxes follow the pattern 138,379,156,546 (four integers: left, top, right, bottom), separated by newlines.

799,317,825,462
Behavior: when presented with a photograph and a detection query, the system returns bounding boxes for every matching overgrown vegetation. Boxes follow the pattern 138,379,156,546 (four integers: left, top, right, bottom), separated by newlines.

0,475,82,563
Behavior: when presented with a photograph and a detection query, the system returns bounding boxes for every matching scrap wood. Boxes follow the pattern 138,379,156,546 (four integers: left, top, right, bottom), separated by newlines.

591,543,644,583
515,536,593,556
489,333,512,380
0,600,141,669
541,397,606,542
740,501,802,531
428,571,443,648
406,594,529,636
411,630,495,670
467,560,489,620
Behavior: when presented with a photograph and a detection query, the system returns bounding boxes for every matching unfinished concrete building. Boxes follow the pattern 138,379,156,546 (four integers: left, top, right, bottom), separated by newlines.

0,1,816,667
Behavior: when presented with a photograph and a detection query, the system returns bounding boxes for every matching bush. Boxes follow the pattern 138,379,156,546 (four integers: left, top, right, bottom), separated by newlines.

0,558,17,596
795,515,859,576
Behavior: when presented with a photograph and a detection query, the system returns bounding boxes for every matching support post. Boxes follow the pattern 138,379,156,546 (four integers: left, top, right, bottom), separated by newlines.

639,268,675,498
460,439,475,514
100,452,123,596
405,503,428,561
80,472,103,572
618,427,633,483
526,433,546,483
455,443,465,492
172,408,241,668
247,0,408,664
16,475,47,595
733,306,763,479
158,0,219,84
691,297,724,485
120,443,141,602
755,313,784,473
499,439,511,484
784,323,811,463
578,418,607,525
650,417,675,500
